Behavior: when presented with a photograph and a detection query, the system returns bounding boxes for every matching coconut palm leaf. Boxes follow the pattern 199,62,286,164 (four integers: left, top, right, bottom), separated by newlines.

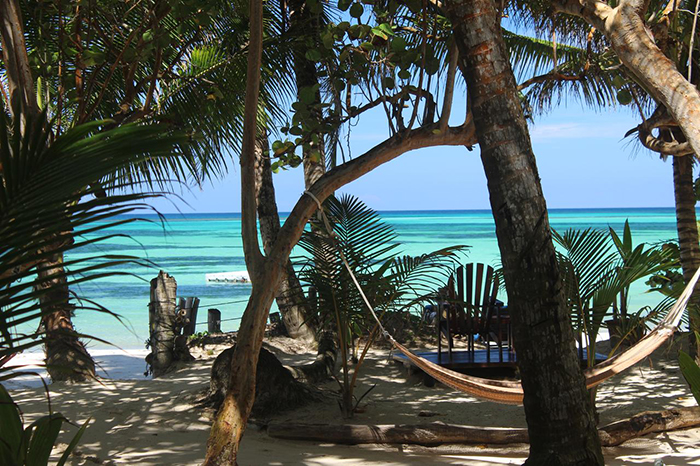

0,106,184,361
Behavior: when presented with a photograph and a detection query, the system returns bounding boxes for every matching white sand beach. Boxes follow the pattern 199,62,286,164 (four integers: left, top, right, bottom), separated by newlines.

6,336,700,465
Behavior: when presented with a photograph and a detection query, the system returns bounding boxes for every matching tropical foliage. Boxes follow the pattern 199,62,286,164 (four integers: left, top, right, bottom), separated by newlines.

0,104,183,370
0,383,88,466
679,333,700,405
296,194,464,417
553,221,677,365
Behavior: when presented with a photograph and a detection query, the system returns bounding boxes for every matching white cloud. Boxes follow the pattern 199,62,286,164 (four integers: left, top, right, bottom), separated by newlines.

529,122,631,142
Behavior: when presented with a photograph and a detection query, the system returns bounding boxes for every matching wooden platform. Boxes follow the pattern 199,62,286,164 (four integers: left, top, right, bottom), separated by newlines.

393,348,607,370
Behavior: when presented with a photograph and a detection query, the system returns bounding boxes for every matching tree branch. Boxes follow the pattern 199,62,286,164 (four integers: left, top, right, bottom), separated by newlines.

269,122,476,269
440,42,459,132
239,0,266,278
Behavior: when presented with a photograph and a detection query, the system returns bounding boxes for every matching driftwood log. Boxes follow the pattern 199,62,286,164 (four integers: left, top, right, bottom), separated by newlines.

267,407,700,447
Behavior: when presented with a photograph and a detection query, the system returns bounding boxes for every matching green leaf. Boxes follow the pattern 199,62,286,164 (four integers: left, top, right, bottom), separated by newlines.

679,349,700,405
299,86,317,105
379,23,394,36
338,0,352,11
305,49,322,62
612,75,626,89
398,69,411,80
382,77,395,90
25,414,64,466
425,57,440,75
371,27,388,40
57,418,90,466
0,384,22,465
391,36,407,53
322,33,334,50
350,2,364,18
406,0,421,13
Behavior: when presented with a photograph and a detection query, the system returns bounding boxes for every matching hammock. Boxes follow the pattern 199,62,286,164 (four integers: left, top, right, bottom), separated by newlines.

303,191,700,405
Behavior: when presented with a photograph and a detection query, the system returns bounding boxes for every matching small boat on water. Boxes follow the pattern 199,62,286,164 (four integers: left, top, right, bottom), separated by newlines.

205,271,251,284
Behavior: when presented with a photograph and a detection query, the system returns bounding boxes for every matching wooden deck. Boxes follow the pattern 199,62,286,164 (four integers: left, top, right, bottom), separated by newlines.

393,348,607,370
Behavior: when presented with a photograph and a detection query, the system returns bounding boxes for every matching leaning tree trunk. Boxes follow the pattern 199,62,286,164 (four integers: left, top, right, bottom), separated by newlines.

554,0,700,157
673,154,700,358
255,135,317,343
36,244,96,382
286,0,342,377
203,1,266,463
289,0,326,187
1,0,96,382
445,1,604,464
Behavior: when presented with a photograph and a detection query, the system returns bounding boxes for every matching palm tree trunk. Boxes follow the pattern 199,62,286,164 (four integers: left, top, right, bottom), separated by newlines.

1,0,95,382
445,1,604,464
673,154,700,358
36,242,96,382
289,0,325,187
255,134,317,342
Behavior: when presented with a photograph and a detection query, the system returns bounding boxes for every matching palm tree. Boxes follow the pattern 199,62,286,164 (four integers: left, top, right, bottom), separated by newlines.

0,104,185,376
1,0,300,379
509,0,700,357
443,0,604,463
297,194,463,417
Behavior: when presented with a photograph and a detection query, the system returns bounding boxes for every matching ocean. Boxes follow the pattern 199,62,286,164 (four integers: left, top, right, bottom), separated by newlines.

60,208,680,350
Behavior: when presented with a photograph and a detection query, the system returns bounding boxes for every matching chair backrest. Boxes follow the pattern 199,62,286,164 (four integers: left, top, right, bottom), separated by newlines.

454,263,499,334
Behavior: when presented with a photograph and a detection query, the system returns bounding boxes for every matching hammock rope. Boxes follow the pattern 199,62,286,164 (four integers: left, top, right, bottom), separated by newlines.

303,191,700,405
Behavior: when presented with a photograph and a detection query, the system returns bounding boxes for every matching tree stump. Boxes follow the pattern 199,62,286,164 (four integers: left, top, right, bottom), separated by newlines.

147,271,178,377
209,345,320,417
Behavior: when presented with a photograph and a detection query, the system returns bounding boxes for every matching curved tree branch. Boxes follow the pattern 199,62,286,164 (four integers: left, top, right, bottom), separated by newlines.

554,0,700,156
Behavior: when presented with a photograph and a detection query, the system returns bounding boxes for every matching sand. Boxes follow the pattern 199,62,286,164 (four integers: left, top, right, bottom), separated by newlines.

6,337,700,465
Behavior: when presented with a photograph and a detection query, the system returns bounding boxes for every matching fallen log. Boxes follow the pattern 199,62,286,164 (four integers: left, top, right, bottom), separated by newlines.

267,422,528,446
267,407,700,447
598,406,700,446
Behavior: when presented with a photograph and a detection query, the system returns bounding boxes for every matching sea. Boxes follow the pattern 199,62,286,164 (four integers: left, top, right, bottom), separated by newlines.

57,208,682,350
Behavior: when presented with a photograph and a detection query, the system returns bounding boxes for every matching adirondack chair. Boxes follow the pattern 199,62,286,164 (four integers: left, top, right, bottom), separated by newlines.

437,263,512,363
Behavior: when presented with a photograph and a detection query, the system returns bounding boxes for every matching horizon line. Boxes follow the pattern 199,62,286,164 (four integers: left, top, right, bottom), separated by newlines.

145,205,679,215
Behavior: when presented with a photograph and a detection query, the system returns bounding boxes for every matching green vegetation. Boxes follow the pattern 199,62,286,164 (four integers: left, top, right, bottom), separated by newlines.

0,384,88,466
297,194,464,417
554,221,676,366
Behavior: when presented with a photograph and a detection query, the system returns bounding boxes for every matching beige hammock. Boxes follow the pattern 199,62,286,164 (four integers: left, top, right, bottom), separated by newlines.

304,191,700,405
387,267,700,405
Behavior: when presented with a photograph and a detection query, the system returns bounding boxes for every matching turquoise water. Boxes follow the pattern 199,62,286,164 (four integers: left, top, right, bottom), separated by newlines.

60,208,680,349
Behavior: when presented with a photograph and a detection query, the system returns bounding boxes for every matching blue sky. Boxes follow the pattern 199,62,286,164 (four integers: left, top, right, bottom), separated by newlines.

150,100,674,214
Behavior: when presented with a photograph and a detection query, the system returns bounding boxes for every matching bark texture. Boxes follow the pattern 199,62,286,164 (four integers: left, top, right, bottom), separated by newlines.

209,345,318,417
445,1,604,464
254,136,317,342
673,155,700,358
36,248,96,382
267,407,700,447
554,0,700,157
0,0,39,121
147,271,178,377
289,0,326,187
203,0,266,462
